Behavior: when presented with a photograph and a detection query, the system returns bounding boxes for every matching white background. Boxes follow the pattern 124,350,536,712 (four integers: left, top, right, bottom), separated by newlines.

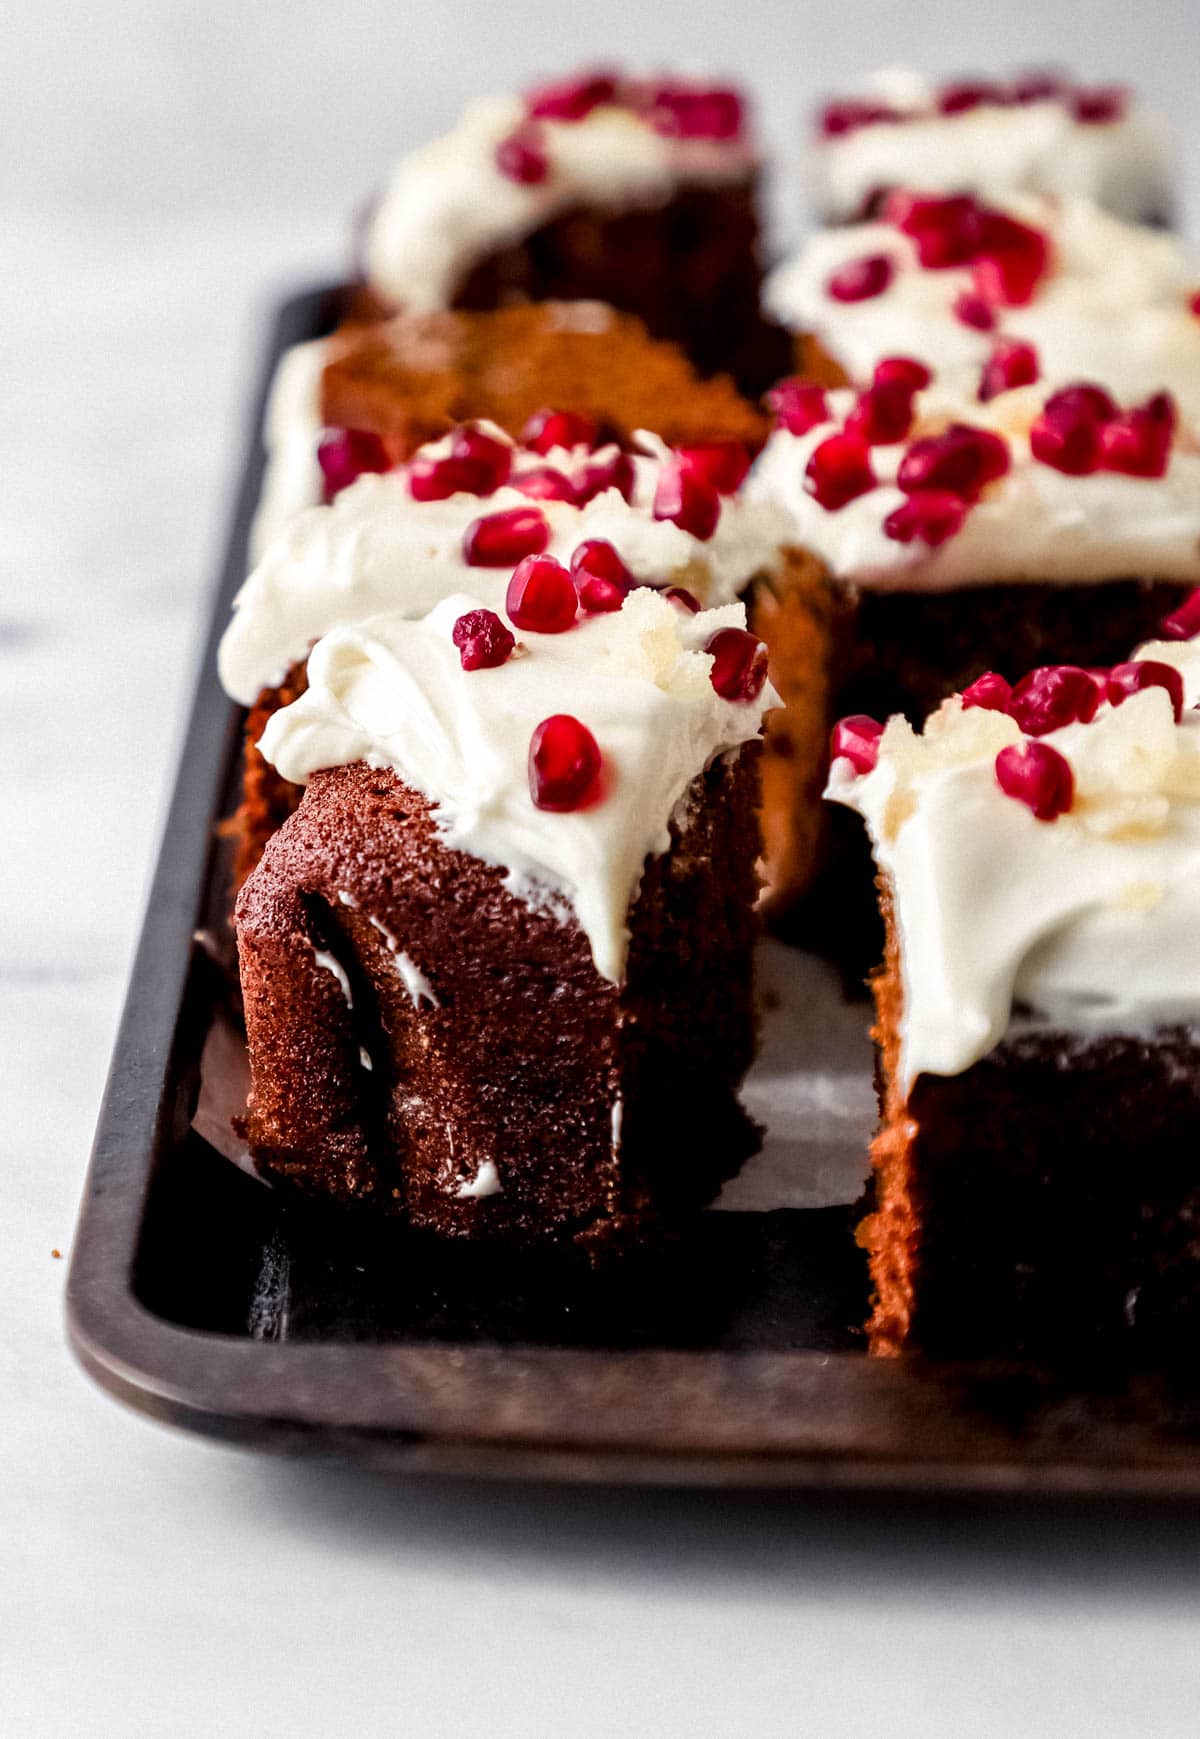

7,2,1200,1733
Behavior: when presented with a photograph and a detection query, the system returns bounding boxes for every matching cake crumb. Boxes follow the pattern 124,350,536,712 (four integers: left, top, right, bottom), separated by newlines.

51,1249,62,1260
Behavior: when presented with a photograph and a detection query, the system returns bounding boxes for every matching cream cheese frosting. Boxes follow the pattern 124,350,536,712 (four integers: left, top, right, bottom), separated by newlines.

220,429,788,704
808,71,1173,224
258,587,778,984
828,637,1200,1087
365,93,755,314
248,339,329,563
748,382,1200,591
764,197,1200,417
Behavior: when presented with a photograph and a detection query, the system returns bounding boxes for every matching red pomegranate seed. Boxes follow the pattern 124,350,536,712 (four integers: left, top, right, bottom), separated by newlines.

874,356,932,393
818,98,899,137
495,128,550,185
995,741,1074,820
897,424,1009,499
1099,393,1177,478
883,489,968,547
890,193,982,267
505,555,578,633
524,71,616,122
653,460,720,540
664,585,702,613
450,423,512,489
971,211,1051,306
570,539,635,613
1190,291,1200,318
767,378,830,435
845,381,917,446
1161,589,1200,641
451,608,516,671
953,291,997,331
576,450,635,504
961,671,1013,712
1072,86,1127,125
521,407,598,453
1044,383,1119,424
805,432,876,510
1008,665,1102,736
705,628,769,702
1029,407,1103,475
1012,71,1067,105
978,338,1040,401
1107,660,1185,721
937,80,1007,115
830,714,884,774
317,429,390,501
826,253,894,302
409,452,493,501
462,506,550,567
528,714,602,811
511,466,580,503
677,441,752,494
648,82,743,140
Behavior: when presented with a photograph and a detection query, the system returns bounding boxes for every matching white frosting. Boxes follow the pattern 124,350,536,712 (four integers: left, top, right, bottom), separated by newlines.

765,197,1200,419
258,587,777,984
456,1160,503,1199
249,339,329,563
749,381,1200,590
808,73,1173,223
828,638,1200,1086
366,94,754,312
309,943,353,1008
221,431,787,704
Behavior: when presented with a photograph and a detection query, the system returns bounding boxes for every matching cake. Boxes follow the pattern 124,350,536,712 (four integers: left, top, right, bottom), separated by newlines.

250,301,768,560
763,195,1200,418
809,69,1173,225
829,626,1200,1359
745,366,1200,949
357,70,786,388
235,585,777,1243
227,419,789,886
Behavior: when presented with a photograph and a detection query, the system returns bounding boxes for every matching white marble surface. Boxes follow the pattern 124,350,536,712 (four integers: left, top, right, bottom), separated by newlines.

8,3,1200,1733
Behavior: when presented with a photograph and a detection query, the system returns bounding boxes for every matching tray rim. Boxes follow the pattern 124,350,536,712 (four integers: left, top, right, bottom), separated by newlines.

66,284,1200,1496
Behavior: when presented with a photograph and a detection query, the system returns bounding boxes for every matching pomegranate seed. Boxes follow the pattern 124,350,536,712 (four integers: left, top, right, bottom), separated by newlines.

1072,86,1127,125
897,424,1009,499
451,608,515,671
874,356,932,393
845,381,917,445
1011,71,1067,105
1008,665,1102,736
653,460,720,540
511,466,580,503
818,98,898,137
767,378,830,435
826,253,894,302
576,450,635,504
570,538,635,613
1029,407,1103,475
1099,394,1176,478
524,71,616,122
890,193,982,268
1107,660,1185,721
961,671,1013,712
883,489,968,547
995,741,1074,821
495,128,550,185
521,407,597,453
664,585,702,613
805,432,876,510
937,80,1007,115
505,555,578,633
705,628,769,702
463,506,550,567
317,428,390,501
953,291,997,331
677,441,752,494
648,82,743,140
450,423,512,489
831,715,884,774
1044,383,1119,424
978,338,1039,401
409,453,493,501
1161,589,1200,641
529,715,602,811
1190,291,1200,318
971,211,1051,306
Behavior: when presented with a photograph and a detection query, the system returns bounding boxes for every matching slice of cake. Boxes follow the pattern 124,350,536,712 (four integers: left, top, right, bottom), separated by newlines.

358,69,783,387
236,586,777,1244
747,367,1200,937
226,420,789,885
808,69,1173,225
829,631,1200,1359
251,302,768,560
764,195,1200,418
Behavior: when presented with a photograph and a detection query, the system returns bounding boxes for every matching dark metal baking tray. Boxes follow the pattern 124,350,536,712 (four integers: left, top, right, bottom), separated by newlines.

67,287,1200,1492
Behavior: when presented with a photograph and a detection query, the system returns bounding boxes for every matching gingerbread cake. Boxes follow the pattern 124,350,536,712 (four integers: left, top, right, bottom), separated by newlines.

358,69,785,389
236,585,776,1243
808,70,1173,225
830,628,1200,1360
